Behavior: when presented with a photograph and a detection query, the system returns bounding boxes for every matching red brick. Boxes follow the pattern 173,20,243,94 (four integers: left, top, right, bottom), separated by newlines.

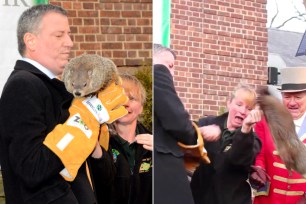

113,51,128,58
124,43,142,49
128,51,137,58
83,3,94,9
101,27,123,34
111,19,127,26
83,19,95,25
122,11,141,18
72,18,82,25
102,43,123,49
100,11,118,18
79,26,100,34
80,43,101,50
78,10,99,17
126,59,144,66
85,35,96,41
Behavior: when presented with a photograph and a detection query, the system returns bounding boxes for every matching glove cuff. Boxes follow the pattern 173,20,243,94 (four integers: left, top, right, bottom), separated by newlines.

83,96,110,124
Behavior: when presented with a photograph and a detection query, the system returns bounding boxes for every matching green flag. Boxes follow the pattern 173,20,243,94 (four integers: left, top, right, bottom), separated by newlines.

153,0,171,47
32,0,49,4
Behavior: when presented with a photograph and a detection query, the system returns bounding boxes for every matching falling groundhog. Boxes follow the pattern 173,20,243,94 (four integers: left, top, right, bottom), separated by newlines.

257,88,306,177
62,54,119,97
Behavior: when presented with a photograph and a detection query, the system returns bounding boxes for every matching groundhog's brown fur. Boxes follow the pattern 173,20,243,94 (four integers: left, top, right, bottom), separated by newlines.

257,88,306,177
62,54,119,97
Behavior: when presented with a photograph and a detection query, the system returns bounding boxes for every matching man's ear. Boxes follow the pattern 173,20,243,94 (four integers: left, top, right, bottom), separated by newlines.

24,32,36,51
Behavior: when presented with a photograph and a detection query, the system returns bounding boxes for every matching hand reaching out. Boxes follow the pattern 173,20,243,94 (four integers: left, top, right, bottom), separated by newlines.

242,109,262,133
136,134,153,151
199,125,221,142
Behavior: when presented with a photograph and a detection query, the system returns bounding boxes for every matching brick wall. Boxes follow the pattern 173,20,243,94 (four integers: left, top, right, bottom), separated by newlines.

49,0,152,71
171,0,268,120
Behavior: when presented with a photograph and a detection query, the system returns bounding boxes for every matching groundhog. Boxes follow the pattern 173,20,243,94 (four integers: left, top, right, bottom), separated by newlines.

257,88,306,177
62,54,119,97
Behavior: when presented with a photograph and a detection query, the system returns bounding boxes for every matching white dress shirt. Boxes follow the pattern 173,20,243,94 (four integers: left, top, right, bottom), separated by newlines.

22,58,56,79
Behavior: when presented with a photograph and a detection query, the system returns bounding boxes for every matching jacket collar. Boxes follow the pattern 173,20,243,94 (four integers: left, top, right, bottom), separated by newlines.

14,60,51,80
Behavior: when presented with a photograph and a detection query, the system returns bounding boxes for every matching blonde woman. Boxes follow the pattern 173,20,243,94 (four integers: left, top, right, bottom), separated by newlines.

191,84,262,204
92,73,152,204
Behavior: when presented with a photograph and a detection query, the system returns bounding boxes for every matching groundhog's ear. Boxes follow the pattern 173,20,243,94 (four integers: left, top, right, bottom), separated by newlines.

88,70,93,77
116,76,122,85
113,75,118,85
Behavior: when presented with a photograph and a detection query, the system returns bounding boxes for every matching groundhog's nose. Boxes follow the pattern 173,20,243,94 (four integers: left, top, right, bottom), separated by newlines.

74,91,82,97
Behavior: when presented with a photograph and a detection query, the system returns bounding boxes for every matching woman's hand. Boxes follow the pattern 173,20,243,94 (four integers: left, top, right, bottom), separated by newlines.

136,134,153,151
242,109,262,133
199,125,221,142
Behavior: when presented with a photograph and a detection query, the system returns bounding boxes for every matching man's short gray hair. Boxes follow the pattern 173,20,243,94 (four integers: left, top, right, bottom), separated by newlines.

17,4,67,56
153,43,176,59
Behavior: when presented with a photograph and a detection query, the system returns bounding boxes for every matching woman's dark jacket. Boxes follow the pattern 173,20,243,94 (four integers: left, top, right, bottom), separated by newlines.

190,112,262,204
92,122,152,204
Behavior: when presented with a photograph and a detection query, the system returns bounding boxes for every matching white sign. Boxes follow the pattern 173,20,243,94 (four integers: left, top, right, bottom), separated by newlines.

0,0,44,95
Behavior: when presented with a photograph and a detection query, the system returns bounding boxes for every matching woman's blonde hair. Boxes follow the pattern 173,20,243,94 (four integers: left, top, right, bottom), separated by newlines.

120,73,147,106
229,83,257,108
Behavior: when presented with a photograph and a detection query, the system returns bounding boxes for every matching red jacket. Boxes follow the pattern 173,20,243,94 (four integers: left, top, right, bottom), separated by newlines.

253,118,306,204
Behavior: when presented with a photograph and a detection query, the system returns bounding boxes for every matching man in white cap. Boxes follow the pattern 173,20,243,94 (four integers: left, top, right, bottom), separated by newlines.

250,67,306,204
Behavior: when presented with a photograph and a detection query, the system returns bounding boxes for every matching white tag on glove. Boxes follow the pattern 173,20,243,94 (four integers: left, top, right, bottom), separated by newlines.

82,96,110,124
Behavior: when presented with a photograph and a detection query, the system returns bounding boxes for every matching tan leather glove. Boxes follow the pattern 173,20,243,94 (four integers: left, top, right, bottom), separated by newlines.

44,81,128,181
178,122,210,164
98,124,110,151
82,82,129,124
178,122,210,175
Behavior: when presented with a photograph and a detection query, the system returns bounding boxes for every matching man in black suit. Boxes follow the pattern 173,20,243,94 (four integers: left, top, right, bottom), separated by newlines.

0,4,127,204
153,44,198,204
